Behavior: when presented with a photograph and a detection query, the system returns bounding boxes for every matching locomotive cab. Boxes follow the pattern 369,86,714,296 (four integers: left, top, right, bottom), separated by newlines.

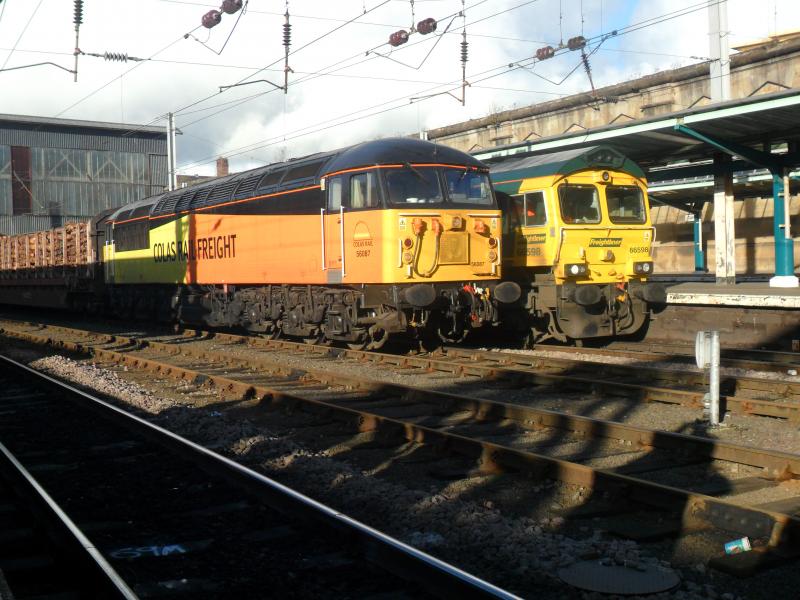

318,158,507,344
492,146,665,345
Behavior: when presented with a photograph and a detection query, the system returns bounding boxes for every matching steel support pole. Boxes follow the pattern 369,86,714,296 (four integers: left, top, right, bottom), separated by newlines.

167,112,177,192
708,0,731,103
712,154,735,285
769,170,798,287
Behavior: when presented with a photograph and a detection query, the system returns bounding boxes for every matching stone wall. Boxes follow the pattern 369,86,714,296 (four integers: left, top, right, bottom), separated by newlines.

650,195,800,274
426,38,800,153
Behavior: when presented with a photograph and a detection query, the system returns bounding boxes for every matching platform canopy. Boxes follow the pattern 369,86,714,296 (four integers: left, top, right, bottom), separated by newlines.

476,89,800,168
475,89,800,208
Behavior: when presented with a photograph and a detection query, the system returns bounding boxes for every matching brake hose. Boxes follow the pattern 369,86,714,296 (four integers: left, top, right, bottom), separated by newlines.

414,231,441,277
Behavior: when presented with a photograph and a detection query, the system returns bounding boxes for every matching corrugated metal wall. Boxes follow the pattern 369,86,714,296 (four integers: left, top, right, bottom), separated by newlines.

0,123,165,154
0,214,91,236
0,119,168,235
0,145,9,215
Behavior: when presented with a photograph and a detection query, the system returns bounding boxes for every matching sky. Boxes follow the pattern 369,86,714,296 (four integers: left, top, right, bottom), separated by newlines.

0,0,799,176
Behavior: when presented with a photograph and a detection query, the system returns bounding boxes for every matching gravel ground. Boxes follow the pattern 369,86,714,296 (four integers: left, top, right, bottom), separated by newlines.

3,342,795,600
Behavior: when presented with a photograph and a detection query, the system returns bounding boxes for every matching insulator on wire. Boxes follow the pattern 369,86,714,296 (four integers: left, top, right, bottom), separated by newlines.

202,10,222,29
461,36,469,65
73,0,84,26
283,13,291,48
103,52,132,62
417,18,437,35
535,45,555,61
221,0,243,15
389,30,409,47
567,35,587,51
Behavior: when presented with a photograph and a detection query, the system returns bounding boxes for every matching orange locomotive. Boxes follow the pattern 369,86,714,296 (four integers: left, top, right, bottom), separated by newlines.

101,138,520,348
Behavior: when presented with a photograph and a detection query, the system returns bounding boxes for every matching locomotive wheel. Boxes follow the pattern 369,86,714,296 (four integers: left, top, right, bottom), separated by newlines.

347,339,369,351
303,329,330,346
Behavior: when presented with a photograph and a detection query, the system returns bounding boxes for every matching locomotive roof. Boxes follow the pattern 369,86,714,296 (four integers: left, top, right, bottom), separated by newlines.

322,137,486,174
135,138,484,220
489,145,646,195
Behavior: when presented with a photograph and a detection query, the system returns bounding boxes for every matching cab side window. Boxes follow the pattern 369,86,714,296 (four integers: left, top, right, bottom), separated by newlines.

524,191,547,226
328,176,344,211
349,172,381,209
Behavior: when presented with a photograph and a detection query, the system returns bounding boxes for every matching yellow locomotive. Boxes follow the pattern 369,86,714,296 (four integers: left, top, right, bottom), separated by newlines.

100,137,516,348
490,146,665,345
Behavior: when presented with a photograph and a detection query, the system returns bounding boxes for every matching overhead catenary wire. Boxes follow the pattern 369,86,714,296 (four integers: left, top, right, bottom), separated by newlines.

176,0,732,171
0,0,45,72
170,0,394,118
172,0,519,126
53,26,203,118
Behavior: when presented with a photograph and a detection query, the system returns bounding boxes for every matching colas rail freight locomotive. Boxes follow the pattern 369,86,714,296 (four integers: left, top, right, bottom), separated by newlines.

0,138,522,349
489,145,666,346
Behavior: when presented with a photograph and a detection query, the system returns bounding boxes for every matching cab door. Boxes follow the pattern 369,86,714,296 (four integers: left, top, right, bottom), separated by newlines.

517,190,550,267
323,175,346,283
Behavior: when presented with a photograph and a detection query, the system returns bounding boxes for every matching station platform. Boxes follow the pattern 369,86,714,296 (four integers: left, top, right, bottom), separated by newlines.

665,281,800,308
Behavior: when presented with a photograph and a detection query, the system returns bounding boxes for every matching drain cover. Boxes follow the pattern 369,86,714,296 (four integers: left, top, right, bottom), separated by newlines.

559,560,680,595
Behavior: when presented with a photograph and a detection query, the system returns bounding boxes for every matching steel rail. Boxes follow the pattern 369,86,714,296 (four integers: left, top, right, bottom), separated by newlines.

183,329,800,422
3,324,800,560
0,354,520,600
3,322,800,475
434,347,799,403
576,341,800,372
0,440,137,599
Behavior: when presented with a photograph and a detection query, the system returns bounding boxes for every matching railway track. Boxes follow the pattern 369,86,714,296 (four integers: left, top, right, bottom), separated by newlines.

2,319,800,578
0,353,517,599
579,341,800,374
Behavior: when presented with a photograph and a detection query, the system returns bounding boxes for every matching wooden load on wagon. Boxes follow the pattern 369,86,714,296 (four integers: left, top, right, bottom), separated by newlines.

0,220,93,273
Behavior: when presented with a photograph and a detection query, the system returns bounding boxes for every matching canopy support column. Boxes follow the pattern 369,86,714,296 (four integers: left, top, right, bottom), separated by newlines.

712,154,735,285
770,170,798,287
673,123,798,288
693,213,706,272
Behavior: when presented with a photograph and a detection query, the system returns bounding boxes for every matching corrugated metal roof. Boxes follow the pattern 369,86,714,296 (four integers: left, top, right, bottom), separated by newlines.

0,113,165,135
0,113,167,154
473,89,800,170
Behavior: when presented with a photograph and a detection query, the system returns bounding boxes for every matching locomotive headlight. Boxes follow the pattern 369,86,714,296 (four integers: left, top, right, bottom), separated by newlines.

565,263,588,276
487,236,498,248
402,251,414,264
488,249,498,262
633,261,653,274
450,216,463,229
402,237,414,249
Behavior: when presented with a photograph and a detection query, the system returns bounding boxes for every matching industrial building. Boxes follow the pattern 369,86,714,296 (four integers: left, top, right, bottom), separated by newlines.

0,114,168,235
